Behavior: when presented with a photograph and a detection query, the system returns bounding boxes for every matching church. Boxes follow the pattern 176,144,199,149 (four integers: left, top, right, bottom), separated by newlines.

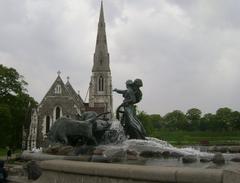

27,2,113,149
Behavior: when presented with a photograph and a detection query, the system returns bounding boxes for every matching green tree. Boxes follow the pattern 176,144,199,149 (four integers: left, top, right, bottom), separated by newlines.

0,64,37,148
163,110,188,130
186,108,202,130
199,113,214,131
215,107,232,131
230,111,240,130
149,114,162,129
0,64,27,98
137,111,154,135
0,104,12,147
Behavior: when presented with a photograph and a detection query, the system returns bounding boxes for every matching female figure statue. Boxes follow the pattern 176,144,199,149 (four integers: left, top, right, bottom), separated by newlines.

113,79,147,139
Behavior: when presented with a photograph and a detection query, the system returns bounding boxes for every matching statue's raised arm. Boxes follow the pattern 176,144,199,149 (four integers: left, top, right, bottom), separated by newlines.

113,88,125,94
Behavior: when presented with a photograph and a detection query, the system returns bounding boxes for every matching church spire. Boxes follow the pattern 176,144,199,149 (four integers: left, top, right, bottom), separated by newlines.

92,1,110,72
99,1,105,24
89,1,113,117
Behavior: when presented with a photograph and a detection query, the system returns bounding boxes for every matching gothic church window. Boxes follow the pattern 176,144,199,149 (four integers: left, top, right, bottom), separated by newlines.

56,107,61,120
98,76,104,91
46,116,50,133
55,84,62,94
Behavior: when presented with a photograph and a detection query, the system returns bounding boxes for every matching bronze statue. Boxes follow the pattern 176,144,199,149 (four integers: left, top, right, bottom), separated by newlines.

114,79,147,139
48,112,111,146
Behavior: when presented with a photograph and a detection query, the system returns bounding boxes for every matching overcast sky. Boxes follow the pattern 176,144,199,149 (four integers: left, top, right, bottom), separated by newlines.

1,0,240,116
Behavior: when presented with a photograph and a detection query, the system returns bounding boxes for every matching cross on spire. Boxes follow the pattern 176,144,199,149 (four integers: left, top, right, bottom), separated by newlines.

57,70,61,76
67,76,70,82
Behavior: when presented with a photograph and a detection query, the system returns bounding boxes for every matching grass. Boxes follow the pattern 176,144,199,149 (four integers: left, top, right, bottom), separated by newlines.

151,130,240,146
0,148,7,157
0,148,21,157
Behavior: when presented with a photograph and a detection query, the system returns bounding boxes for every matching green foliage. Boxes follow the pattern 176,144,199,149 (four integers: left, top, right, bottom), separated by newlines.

0,148,7,157
137,106,240,138
0,148,21,157
231,111,240,129
215,107,232,130
0,64,37,148
149,114,162,129
151,130,240,145
186,108,202,130
137,111,154,134
0,64,27,98
163,110,188,130
186,108,202,120
0,104,12,147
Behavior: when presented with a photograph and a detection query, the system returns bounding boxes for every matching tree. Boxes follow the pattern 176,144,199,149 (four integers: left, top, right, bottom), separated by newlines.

163,110,188,130
0,64,27,98
230,111,240,130
0,104,12,147
199,113,214,131
137,111,154,135
0,64,37,148
149,114,162,129
215,107,232,131
186,108,202,130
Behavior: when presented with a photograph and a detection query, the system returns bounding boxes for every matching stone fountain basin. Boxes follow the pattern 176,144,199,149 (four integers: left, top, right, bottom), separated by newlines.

21,137,240,171
33,160,240,183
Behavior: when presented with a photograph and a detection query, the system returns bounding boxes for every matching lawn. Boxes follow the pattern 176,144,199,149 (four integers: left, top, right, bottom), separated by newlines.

0,148,21,157
151,130,240,146
0,148,7,157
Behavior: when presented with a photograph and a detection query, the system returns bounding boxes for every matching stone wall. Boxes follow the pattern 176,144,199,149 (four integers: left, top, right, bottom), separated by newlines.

34,160,240,183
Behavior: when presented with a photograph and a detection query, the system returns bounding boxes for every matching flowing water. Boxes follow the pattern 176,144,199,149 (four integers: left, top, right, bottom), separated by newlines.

104,119,213,157
99,119,240,169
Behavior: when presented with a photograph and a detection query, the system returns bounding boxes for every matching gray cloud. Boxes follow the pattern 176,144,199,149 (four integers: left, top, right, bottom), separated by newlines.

0,0,239,116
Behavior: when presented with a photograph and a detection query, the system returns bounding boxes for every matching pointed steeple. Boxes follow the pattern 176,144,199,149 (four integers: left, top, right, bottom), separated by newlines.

89,1,113,117
99,1,105,25
92,1,110,72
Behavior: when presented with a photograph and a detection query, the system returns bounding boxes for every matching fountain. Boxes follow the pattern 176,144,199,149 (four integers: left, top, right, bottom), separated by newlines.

21,79,240,183
38,78,216,162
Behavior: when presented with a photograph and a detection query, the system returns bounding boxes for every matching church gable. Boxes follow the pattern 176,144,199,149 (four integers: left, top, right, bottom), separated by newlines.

44,75,70,99
37,73,86,119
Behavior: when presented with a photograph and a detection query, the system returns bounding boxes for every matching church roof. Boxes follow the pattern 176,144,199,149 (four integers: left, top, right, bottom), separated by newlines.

42,74,69,99
65,80,84,107
39,73,84,109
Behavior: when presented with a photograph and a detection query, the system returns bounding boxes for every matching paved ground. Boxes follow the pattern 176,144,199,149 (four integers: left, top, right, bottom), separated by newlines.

7,176,33,183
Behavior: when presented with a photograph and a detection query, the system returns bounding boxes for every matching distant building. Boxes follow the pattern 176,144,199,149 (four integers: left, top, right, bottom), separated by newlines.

27,2,112,149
